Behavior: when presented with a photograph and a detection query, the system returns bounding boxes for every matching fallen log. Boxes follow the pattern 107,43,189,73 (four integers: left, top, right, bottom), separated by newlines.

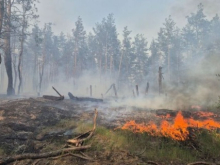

0,145,91,165
67,109,98,146
187,161,214,165
43,95,64,101
43,86,64,101
49,152,93,161
68,92,103,102
52,86,63,98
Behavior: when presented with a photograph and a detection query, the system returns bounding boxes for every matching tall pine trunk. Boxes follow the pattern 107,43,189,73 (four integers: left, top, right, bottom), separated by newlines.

17,3,26,94
0,0,4,36
4,0,14,95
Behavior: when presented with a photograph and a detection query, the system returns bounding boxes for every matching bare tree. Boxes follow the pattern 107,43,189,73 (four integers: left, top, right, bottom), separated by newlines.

17,0,38,94
4,0,15,95
0,0,4,36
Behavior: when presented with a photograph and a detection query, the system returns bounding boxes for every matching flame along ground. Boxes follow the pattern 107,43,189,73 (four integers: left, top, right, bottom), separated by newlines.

121,111,220,141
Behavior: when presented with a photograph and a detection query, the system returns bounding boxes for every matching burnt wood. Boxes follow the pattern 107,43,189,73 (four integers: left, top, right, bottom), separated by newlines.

68,92,103,102
43,95,64,101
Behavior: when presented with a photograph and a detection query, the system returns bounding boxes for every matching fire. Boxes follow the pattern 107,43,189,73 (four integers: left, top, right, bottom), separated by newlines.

121,111,220,141
193,111,218,118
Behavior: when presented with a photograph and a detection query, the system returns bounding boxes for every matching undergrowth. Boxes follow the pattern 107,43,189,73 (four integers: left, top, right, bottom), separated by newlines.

36,119,220,164
87,125,220,164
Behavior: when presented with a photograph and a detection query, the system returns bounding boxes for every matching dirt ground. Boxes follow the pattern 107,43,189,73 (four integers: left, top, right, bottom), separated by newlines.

0,96,219,165
0,96,159,165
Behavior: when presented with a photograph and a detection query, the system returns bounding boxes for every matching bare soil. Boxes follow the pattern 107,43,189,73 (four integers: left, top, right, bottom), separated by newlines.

0,96,156,165
0,96,219,165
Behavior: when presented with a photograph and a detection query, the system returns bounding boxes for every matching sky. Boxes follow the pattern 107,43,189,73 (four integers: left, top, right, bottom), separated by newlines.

37,0,220,41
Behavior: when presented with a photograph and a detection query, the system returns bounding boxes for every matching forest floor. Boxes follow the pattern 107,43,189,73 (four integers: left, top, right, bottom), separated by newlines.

0,96,220,165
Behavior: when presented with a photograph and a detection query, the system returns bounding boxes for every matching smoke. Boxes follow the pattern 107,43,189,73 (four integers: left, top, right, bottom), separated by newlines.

171,0,220,26
43,70,116,99
1,0,219,113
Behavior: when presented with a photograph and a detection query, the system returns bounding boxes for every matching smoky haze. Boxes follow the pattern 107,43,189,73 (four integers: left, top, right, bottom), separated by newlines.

37,0,220,40
0,0,220,111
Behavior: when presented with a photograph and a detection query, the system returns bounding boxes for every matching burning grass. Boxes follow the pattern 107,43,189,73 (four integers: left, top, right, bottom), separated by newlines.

1,97,220,164
88,125,220,164
121,111,220,141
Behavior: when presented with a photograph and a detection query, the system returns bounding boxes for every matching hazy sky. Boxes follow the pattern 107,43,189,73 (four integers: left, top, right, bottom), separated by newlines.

37,0,220,41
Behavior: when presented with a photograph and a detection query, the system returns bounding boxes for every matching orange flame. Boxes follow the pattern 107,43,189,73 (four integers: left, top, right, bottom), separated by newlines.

193,111,218,118
121,111,220,141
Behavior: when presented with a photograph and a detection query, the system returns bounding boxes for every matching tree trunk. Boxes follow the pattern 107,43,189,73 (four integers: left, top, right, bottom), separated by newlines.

39,31,46,94
17,38,24,94
13,55,17,89
158,67,163,94
33,52,37,92
4,0,14,95
18,3,26,94
0,0,4,36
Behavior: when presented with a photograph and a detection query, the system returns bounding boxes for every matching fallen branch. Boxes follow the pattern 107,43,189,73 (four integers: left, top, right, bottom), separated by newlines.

49,153,70,160
52,86,63,97
67,109,98,146
43,95,64,101
68,92,103,102
31,159,41,165
146,161,160,165
80,152,93,160
0,145,91,165
187,161,214,165
49,152,93,161
43,86,64,101
69,153,93,161
135,146,146,156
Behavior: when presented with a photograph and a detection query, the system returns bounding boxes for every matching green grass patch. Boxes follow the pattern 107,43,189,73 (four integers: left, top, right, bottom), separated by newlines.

196,130,220,159
84,126,220,164
0,147,5,156
36,119,220,164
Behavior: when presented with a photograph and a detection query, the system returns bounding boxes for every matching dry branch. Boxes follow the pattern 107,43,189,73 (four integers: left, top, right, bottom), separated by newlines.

49,153,70,160
31,159,41,165
68,92,103,102
0,145,91,165
67,109,98,146
52,86,63,98
49,152,93,161
43,95,64,101
187,162,214,165
69,153,93,161
42,86,64,100
146,161,160,165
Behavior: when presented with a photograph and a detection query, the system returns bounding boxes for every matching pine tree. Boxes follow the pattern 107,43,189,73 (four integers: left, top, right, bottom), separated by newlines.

72,16,87,77
148,40,161,84
119,26,133,86
92,14,120,78
130,34,148,84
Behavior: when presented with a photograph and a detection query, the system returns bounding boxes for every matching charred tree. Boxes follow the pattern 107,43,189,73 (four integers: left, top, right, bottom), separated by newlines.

145,82,149,95
136,85,139,97
0,0,4,37
4,0,14,95
113,83,118,98
68,92,103,102
17,7,25,94
90,85,92,97
17,0,38,94
158,66,163,94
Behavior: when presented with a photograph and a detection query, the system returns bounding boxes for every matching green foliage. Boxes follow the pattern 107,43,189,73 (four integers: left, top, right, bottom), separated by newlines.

196,130,220,159
0,147,5,156
85,126,220,164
